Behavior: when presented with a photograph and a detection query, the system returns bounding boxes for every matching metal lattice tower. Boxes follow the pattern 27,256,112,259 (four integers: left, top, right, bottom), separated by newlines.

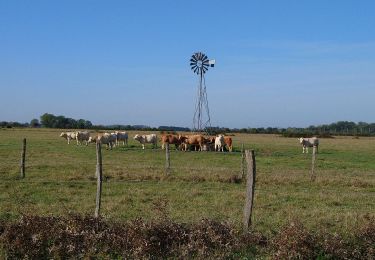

189,52,215,133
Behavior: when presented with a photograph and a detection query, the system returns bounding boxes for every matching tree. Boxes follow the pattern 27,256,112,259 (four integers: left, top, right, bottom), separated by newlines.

40,113,56,128
30,119,40,128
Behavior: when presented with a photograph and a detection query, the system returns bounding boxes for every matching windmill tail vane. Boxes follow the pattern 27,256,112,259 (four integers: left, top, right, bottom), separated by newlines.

190,51,215,134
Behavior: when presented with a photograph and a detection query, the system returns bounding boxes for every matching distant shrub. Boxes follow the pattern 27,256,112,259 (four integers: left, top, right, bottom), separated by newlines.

317,133,335,138
281,132,334,138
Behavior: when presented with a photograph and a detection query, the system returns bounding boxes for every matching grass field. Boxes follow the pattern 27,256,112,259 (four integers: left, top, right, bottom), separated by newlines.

0,127,374,238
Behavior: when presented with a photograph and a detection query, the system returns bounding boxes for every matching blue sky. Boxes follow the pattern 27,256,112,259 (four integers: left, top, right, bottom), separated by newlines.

1,1,374,128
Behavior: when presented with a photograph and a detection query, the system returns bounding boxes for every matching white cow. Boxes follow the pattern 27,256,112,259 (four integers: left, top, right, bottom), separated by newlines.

98,133,117,150
115,131,128,146
60,132,77,144
299,137,319,154
215,134,225,152
76,131,90,146
134,134,157,149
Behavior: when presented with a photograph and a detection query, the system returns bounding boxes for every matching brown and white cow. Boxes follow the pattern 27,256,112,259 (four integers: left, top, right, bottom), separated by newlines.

161,134,185,150
180,134,206,151
215,134,225,152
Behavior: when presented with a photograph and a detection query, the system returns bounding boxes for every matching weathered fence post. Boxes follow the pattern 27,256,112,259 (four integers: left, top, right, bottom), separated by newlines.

20,138,26,179
311,146,317,181
95,141,103,218
243,150,256,232
165,143,170,175
241,143,245,179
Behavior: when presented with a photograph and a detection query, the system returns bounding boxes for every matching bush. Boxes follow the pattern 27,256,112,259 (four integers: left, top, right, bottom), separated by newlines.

272,221,320,259
1,216,374,259
0,215,241,259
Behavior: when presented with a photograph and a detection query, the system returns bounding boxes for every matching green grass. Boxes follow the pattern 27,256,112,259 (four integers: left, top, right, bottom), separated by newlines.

0,128,374,235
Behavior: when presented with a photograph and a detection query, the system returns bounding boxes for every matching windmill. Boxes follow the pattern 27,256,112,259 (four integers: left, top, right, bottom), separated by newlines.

189,51,215,133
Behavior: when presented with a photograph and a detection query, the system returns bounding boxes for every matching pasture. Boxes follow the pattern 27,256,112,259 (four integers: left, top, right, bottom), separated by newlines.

0,127,375,237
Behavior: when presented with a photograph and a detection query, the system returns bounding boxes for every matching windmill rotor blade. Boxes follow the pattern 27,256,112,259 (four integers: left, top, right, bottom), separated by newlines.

191,65,197,71
190,62,197,66
193,67,198,73
197,52,202,60
190,57,197,62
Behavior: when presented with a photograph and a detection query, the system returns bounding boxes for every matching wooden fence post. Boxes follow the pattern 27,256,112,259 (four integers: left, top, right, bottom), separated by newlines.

241,143,245,179
165,143,170,174
243,150,256,232
20,138,26,179
311,146,317,181
95,141,103,218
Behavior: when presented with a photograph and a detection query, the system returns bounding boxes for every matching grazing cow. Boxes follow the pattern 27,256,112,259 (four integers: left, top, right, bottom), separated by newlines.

161,134,185,150
97,133,117,150
115,131,128,146
215,135,225,152
299,137,319,153
224,136,233,152
76,131,90,146
134,134,157,149
181,134,206,151
59,132,77,144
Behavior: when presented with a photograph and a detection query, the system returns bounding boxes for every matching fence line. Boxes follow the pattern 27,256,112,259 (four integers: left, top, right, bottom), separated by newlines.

0,164,244,172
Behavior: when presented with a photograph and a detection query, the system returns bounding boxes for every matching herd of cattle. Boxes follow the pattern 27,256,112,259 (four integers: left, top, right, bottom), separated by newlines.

59,131,233,152
60,131,319,153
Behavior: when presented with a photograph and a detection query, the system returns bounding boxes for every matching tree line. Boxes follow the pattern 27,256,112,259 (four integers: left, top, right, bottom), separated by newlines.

227,121,375,137
1,114,375,136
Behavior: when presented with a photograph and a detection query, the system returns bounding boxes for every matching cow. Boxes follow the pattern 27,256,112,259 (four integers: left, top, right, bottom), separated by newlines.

76,131,90,146
161,134,185,150
202,136,215,151
224,136,233,152
134,134,157,149
97,133,116,150
88,136,97,144
215,135,225,152
181,134,206,151
59,132,77,144
115,131,128,146
299,137,319,154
